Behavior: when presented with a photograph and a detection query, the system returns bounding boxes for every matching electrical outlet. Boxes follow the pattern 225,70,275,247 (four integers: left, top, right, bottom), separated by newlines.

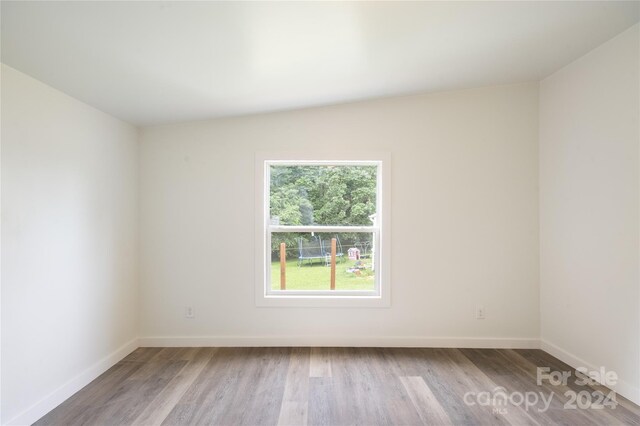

185,306,195,319
476,305,486,320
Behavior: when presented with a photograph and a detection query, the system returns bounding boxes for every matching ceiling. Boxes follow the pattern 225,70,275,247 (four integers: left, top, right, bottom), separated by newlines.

2,1,638,126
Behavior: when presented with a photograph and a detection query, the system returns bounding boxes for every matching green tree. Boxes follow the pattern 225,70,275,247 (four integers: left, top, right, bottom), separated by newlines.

269,165,376,255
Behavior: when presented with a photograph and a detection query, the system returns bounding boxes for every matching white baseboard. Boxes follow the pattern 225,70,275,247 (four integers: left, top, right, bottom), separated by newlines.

6,338,139,426
540,339,640,406
138,335,540,349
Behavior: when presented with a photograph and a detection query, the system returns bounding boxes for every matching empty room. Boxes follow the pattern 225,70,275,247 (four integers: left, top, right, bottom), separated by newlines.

1,1,639,425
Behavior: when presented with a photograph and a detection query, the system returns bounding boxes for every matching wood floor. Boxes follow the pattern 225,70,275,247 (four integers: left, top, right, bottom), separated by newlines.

36,347,640,425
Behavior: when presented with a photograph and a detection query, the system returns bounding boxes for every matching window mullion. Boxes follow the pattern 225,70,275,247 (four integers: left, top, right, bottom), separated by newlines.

269,225,377,233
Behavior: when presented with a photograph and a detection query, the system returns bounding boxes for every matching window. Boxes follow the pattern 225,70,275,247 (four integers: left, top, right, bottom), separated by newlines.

255,153,390,307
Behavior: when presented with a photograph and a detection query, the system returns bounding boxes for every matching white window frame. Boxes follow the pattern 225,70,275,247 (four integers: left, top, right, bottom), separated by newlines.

255,152,391,308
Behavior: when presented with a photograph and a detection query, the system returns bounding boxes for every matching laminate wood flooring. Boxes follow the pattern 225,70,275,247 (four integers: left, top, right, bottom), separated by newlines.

35,347,640,425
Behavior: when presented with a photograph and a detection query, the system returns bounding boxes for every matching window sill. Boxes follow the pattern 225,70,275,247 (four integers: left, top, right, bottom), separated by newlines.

256,293,391,308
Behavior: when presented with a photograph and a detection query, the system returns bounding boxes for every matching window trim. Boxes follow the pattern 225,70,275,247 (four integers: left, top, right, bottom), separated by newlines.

254,152,391,308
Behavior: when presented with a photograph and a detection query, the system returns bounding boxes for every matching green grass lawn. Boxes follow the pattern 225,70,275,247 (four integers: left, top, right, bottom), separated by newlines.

270,257,375,291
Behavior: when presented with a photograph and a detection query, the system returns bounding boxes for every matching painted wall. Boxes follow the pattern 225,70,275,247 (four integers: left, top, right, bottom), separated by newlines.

139,82,540,346
1,65,139,424
539,24,640,403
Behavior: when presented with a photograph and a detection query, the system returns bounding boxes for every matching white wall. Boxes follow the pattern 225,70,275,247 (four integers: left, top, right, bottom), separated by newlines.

1,65,139,424
139,82,540,346
539,24,640,403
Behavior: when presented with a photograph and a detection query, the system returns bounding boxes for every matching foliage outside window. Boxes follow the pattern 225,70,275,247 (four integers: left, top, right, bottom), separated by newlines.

265,161,382,296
